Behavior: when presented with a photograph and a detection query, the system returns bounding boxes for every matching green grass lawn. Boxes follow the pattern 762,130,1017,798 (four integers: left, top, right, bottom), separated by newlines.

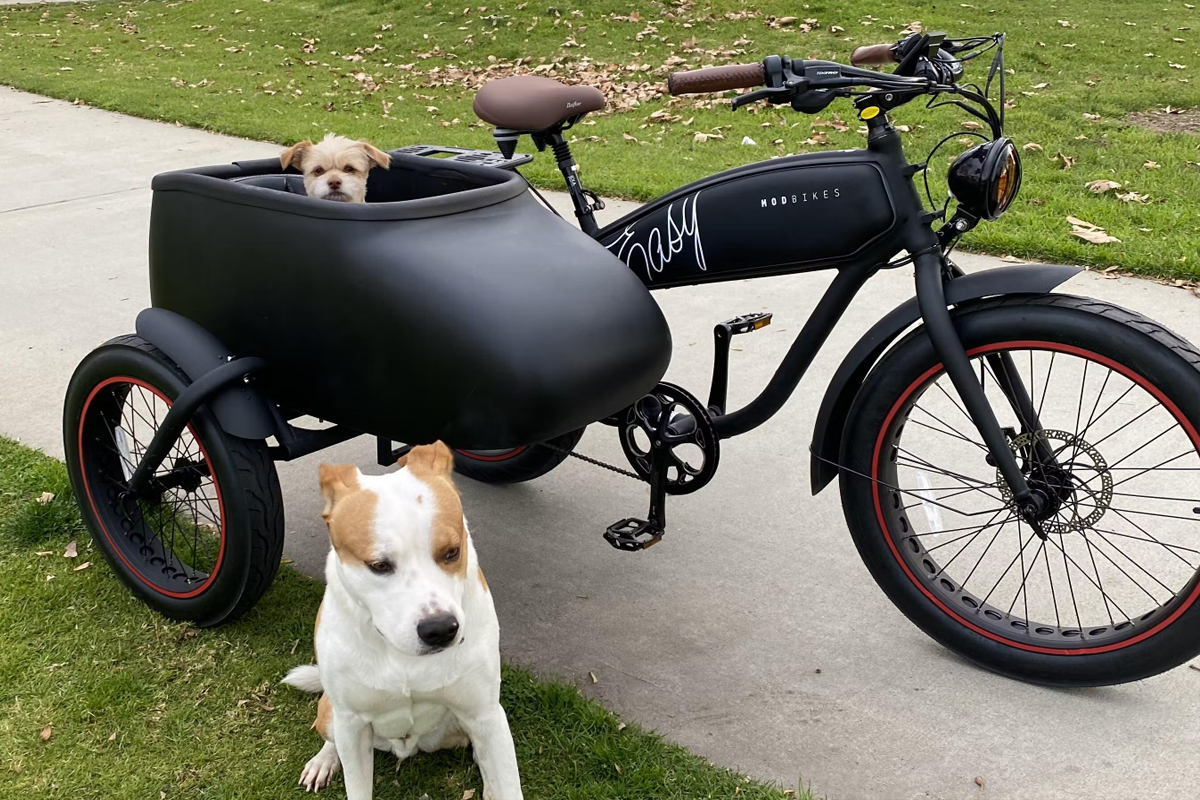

0,435,809,800
0,0,1197,280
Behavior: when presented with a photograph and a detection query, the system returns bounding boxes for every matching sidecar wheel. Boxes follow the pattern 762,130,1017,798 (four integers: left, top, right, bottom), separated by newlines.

64,335,285,627
840,295,1200,686
454,427,586,484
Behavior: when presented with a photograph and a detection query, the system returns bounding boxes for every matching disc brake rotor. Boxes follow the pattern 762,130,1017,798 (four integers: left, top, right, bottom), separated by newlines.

997,428,1113,534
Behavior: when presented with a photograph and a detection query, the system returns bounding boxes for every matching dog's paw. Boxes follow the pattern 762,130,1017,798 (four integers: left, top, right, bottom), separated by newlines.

299,743,341,792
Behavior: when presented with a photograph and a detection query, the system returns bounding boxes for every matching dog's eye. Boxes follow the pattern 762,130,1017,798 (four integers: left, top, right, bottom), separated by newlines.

367,560,394,575
312,167,325,176
441,547,461,563
343,165,356,174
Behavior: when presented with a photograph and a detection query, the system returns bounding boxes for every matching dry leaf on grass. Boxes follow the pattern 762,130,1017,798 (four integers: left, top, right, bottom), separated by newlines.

73,561,92,572
462,790,476,800
1056,153,1076,170
64,541,77,559
960,120,984,130
40,725,52,741
1083,112,1100,120
1022,142,1043,152
1116,191,1150,203
37,492,55,505
1066,215,1102,230
108,731,118,742
1073,228,1122,244
36,551,53,557
1144,161,1161,168
1031,82,1049,89
1086,179,1122,193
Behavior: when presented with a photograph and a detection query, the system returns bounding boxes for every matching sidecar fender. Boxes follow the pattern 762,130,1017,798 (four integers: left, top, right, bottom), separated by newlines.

136,308,278,440
809,264,1081,494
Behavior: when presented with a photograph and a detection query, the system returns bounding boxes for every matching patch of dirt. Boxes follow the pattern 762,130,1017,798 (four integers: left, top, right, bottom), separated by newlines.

1125,107,1200,135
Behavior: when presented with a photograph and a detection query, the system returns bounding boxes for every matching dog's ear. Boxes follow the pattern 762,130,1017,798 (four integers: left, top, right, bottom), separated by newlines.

318,463,359,521
280,140,312,171
402,442,454,477
359,141,392,171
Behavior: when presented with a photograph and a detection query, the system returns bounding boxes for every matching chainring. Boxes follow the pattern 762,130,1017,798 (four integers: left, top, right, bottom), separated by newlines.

618,382,719,495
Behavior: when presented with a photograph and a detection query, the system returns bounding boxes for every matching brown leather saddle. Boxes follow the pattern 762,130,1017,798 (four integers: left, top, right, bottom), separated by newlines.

473,75,605,132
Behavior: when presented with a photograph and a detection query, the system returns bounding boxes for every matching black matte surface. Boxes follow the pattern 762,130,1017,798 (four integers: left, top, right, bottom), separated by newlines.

148,153,671,448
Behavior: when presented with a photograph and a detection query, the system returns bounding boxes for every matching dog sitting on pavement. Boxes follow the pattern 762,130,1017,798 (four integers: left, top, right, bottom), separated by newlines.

280,133,391,204
282,442,523,799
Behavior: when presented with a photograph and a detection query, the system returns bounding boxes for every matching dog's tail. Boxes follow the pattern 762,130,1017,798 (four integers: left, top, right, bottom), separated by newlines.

281,664,323,693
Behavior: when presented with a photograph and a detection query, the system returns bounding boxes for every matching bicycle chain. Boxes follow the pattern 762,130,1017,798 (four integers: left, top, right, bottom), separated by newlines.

535,440,643,482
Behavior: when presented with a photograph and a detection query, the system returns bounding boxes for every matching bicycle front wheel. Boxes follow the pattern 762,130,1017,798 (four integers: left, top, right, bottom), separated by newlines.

841,295,1200,686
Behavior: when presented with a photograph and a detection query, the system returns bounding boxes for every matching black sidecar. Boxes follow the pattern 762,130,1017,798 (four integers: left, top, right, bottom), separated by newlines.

146,151,670,448
63,149,670,625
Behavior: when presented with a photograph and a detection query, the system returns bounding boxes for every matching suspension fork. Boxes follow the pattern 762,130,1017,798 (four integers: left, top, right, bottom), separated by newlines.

942,261,1060,468
914,253,1047,527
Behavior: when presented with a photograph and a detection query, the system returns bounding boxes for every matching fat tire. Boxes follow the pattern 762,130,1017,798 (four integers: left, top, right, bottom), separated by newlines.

840,294,1200,686
453,427,586,484
64,334,285,627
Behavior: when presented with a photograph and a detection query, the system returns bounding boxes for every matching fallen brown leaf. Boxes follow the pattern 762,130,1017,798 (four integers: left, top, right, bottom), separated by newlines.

1086,179,1122,194
36,551,53,557
1022,142,1044,152
1073,228,1121,245
1116,191,1150,204
462,791,476,800
37,492,55,505
73,561,92,572
64,541,77,559
960,120,984,130
40,725,52,741
108,731,118,742
589,671,598,684
1144,161,1161,168
1066,215,1102,230
1056,152,1076,170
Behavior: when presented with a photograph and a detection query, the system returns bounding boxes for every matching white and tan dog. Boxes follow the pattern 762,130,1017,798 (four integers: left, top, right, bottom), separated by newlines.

280,133,391,203
283,442,522,800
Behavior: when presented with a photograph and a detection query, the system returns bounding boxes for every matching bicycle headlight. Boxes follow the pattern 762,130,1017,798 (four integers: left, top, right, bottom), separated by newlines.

947,137,1021,221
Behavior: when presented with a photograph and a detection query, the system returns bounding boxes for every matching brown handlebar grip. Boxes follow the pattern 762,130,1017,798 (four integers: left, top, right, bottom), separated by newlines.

850,43,899,66
667,62,765,95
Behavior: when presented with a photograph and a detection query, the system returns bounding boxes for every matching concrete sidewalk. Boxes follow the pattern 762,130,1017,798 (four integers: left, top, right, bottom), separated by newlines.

3,86,1200,800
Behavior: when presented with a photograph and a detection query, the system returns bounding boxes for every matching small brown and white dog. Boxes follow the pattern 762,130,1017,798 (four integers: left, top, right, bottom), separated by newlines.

283,443,522,800
280,133,391,203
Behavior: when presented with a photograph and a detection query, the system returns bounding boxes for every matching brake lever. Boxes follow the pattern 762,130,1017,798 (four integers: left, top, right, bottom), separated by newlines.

731,85,799,110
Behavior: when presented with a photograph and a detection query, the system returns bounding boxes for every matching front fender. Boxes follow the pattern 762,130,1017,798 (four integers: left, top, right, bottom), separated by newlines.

136,308,277,440
809,264,1081,494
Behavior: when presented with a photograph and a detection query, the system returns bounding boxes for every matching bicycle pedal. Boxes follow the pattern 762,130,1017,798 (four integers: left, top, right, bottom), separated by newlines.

721,312,772,335
604,518,664,551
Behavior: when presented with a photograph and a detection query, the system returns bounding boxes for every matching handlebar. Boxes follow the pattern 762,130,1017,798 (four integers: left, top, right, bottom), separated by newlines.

667,62,765,96
850,43,899,67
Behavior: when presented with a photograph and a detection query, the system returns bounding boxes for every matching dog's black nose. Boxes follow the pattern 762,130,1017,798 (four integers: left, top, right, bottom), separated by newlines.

417,614,459,648
327,177,341,190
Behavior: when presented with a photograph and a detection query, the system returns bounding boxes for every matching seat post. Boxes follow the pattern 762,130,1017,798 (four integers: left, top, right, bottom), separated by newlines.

544,130,600,236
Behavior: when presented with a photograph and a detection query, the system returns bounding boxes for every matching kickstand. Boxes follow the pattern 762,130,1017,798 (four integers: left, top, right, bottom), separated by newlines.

604,443,668,551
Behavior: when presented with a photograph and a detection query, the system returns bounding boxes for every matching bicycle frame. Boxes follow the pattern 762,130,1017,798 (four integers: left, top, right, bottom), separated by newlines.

542,112,1066,528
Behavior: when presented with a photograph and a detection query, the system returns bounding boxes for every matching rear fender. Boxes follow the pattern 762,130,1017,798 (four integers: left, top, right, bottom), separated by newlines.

135,308,277,440
809,264,1081,494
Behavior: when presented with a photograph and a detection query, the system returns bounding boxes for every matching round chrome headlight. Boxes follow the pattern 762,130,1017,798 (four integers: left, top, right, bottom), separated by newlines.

947,138,1022,221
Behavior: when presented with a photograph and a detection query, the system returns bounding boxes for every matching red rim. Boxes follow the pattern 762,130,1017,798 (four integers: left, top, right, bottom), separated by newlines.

872,340,1200,656
78,376,227,599
454,446,528,462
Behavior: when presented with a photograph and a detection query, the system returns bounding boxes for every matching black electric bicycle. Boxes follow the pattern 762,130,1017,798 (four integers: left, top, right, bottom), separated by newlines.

64,32,1200,686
